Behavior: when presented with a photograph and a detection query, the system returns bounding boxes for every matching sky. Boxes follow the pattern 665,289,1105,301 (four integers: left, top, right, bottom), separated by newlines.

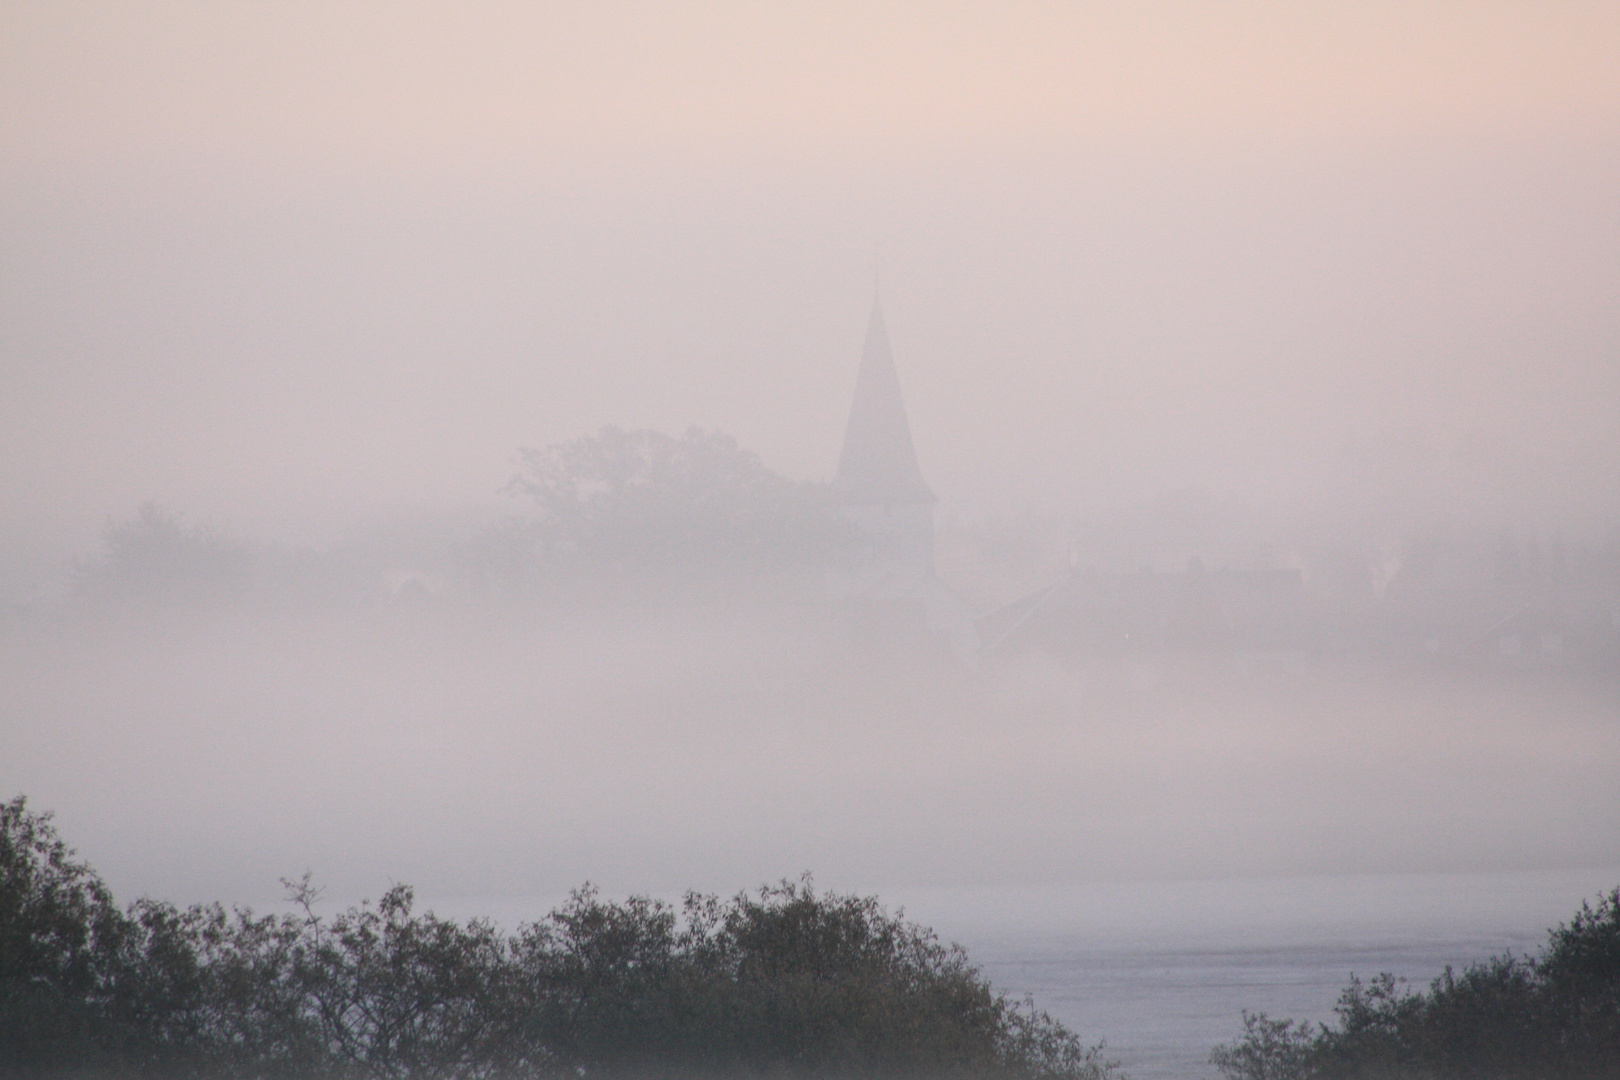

4,1,1619,574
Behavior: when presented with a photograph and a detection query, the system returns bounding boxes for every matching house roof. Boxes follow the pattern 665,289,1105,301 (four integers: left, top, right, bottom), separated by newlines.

834,299,936,506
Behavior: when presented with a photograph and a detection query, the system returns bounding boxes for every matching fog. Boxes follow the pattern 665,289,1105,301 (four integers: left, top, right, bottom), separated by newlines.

3,0,1619,945
4,593,1616,910
7,142,1619,570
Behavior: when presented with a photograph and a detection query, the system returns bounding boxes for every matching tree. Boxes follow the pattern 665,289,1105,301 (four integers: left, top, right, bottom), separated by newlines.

1536,888,1620,1077
514,876,1117,1080
511,427,850,584
1208,1011,1318,1080
282,879,519,1080
1211,888,1620,1080
75,502,250,607
2,798,1118,1080
0,795,125,1073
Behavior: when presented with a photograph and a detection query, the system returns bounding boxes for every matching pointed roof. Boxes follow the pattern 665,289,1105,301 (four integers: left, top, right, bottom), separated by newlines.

835,299,936,506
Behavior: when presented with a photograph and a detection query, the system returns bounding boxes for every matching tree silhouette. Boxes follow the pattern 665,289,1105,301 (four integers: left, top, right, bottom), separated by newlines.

512,427,849,582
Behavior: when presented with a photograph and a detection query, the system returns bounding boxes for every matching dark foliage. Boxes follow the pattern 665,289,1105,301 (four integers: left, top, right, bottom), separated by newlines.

513,881,1111,1080
0,797,1115,1080
0,796,124,1073
1211,887,1620,1080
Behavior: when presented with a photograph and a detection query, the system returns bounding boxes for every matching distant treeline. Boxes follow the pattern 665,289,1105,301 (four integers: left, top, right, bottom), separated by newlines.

60,429,854,611
0,797,1113,1080
1211,888,1620,1080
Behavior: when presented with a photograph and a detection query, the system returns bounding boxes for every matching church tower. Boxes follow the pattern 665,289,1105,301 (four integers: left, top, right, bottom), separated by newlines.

834,297,938,578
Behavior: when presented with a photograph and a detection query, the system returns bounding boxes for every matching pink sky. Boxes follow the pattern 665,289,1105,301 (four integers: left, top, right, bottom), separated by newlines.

8,4,1618,170
3,3,1618,563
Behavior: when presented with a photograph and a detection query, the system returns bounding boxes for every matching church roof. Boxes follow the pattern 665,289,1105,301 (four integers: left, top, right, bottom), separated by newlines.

834,299,936,506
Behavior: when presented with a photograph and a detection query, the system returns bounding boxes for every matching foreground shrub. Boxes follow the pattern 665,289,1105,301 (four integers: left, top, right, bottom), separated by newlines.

0,796,1115,1080
1211,888,1620,1080
0,795,125,1074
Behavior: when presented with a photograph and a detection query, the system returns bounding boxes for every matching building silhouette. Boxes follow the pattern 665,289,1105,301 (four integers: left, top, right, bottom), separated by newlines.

828,297,977,659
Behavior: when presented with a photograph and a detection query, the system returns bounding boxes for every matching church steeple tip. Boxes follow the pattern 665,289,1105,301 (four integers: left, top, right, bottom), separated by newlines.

834,296,935,506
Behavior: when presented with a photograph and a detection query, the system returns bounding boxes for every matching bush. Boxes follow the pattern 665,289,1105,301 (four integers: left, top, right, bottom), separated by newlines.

0,797,1116,1080
1211,888,1620,1080
514,879,1114,1080
0,795,125,1073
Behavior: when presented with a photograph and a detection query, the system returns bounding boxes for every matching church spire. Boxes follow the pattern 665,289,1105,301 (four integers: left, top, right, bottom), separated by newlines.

835,297,936,506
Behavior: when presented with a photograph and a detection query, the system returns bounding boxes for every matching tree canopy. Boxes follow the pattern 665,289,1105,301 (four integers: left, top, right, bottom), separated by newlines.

511,427,851,583
73,502,250,607
1212,887,1620,1080
1,796,1115,1080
